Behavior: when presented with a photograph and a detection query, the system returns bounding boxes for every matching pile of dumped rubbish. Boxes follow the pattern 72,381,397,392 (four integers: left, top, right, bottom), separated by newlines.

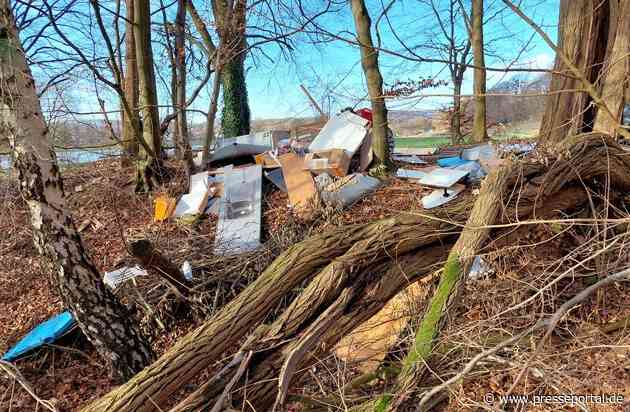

158,109,384,257
1,110,537,362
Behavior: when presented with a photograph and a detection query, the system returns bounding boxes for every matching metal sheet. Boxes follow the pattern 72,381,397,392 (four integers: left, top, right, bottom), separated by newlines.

214,165,263,255
419,168,469,188
308,111,368,156
264,168,287,192
321,174,381,208
461,143,496,161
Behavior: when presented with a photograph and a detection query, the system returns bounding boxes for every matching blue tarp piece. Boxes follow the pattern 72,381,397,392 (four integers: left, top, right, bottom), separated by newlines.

437,156,468,168
2,311,76,361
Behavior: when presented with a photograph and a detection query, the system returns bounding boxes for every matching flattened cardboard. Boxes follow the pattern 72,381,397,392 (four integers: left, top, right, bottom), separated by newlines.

278,153,318,210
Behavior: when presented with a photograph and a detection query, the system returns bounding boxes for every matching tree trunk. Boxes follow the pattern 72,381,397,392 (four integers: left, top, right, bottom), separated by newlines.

129,239,190,299
471,0,487,142
174,0,194,171
121,0,140,166
171,247,450,412
372,133,630,411
215,0,250,138
186,0,219,167
0,2,153,381
220,54,250,138
451,77,463,142
538,0,610,144
593,0,630,135
134,0,162,192
202,63,222,166
350,0,391,169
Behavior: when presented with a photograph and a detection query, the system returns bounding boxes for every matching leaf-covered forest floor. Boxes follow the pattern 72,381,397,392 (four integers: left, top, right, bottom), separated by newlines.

1,158,629,411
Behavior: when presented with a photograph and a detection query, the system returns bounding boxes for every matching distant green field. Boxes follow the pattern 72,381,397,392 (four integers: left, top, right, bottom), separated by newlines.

394,136,452,148
395,131,537,148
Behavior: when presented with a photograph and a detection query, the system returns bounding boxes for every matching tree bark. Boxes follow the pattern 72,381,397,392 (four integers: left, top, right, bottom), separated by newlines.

471,0,487,142
376,133,630,411
173,0,194,171
538,0,610,144
134,0,162,192
593,0,630,135
215,0,250,138
121,0,140,166
350,0,391,169
171,246,450,412
0,2,153,381
202,63,222,166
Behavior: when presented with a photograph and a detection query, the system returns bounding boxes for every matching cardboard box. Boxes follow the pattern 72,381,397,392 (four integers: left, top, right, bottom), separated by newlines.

304,149,351,177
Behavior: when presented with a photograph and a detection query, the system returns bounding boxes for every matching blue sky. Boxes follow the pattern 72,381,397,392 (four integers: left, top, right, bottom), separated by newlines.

241,0,560,119
28,0,561,123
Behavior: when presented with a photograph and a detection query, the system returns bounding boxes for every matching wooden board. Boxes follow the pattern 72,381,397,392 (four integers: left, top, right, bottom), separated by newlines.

278,153,317,210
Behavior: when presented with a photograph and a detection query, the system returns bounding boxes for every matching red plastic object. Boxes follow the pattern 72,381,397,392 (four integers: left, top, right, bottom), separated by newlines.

356,108,373,123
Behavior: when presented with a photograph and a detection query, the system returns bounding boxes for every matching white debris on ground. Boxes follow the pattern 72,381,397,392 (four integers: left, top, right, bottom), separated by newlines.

103,266,148,289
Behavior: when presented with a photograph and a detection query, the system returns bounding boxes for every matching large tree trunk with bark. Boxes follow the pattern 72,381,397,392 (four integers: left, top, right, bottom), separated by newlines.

134,0,162,192
350,0,391,169
0,1,153,381
215,0,250,138
471,0,487,142
121,0,140,166
539,0,613,143
593,0,630,135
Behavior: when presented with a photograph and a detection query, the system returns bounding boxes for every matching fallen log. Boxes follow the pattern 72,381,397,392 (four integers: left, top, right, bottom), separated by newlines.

84,218,461,412
170,245,451,412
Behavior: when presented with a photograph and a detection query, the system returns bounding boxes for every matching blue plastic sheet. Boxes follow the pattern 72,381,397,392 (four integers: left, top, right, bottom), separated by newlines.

2,311,76,361
437,156,468,168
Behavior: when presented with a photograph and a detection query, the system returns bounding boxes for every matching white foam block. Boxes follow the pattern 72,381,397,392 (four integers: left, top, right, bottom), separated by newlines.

308,112,368,156
421,184,465,209
419,168,469,188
